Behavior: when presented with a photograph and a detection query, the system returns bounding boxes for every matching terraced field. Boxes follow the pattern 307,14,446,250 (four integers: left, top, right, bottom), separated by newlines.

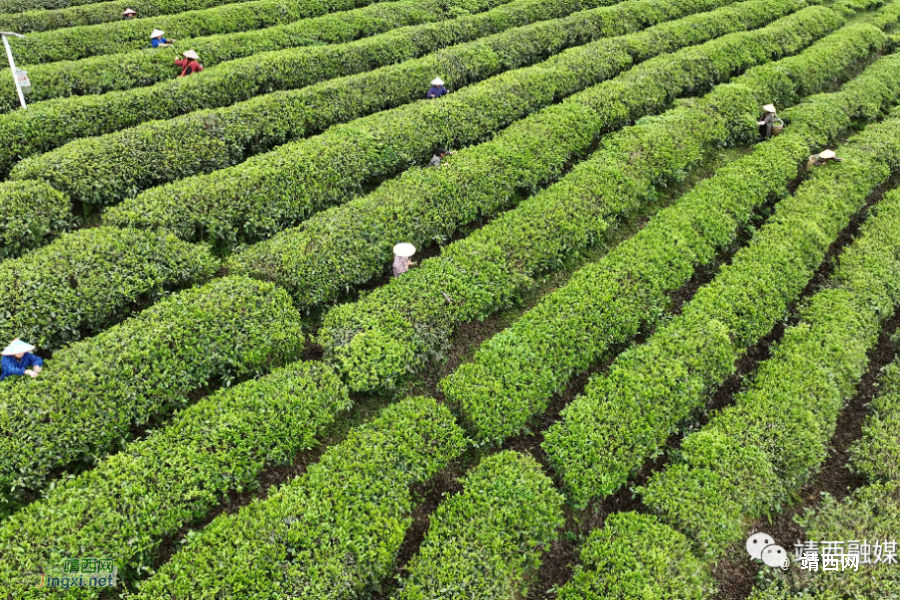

1,0,900,597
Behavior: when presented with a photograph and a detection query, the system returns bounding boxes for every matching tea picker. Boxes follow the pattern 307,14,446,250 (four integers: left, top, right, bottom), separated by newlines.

122,8,138,19
393,243,417,277
0,339,43,381
806,149,842,170
757,103,783,139
427,77,449,99
150,29,174,48
175,49,204,76
429,147,456,168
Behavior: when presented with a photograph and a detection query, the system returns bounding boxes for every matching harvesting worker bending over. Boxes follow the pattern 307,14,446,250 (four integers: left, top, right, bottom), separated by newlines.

0,339,43,381
427,77,449,99
429,147,456,168
122,8,137,19
807,149,843,170
175,50,204,76
393,243,417,277
150,29,174,48
757,103,782,139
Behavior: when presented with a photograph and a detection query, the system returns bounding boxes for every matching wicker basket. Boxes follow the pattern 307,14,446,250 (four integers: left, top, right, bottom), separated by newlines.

772,117,785,136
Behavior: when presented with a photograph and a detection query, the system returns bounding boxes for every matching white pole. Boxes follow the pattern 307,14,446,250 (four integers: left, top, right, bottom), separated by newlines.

1,32,26,110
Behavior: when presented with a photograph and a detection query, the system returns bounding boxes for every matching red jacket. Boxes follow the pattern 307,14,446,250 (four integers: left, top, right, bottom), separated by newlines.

174,58,204,77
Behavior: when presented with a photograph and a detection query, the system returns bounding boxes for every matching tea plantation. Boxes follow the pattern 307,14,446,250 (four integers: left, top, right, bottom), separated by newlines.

1,0,899,596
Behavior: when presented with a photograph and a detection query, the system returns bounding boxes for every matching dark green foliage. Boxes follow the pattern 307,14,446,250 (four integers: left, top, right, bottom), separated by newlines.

234,0,826,325
5,0,388,64
0,0,143,15
0,0,616,178
131,397,468,599
746,482,900,599
436,16,891,438
0,0,505,111
0,226,219,350
0,0,254,33
0,180,70,259
395,451,564,600
548,112,900,510
629,126,900,560
321,24,898,397
851,351,900,481
556,512,715,599
0,361,350,599
30,0,744,209
0,275,306,507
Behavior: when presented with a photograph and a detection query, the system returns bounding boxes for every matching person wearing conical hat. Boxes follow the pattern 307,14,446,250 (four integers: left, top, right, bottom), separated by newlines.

0,339,43,381
427,77,449,99
150,29,174,48
175,49,204,77
758,103,778,139
807,148,842,170
122,8,138,19
393,243,417,277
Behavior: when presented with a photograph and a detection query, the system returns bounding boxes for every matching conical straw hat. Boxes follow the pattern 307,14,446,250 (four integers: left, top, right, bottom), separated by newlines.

393,243,416,258
2,338,35,356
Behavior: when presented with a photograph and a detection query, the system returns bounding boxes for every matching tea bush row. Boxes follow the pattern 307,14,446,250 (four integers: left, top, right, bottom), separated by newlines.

131,397,468,599
13,0,745,204
316,13,894,393
0,276,306,507
0,361,349,599
543,96,900,510
0,226,219,350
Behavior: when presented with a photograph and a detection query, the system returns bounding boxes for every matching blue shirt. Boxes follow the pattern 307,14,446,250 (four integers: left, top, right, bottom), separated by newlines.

1,353,43,381
427,85,448,99
151,37,169,48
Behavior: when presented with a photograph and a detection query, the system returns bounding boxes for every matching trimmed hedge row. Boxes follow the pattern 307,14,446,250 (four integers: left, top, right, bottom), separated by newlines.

0,226,219,351
131,397,468,599
26,0,758,211
228,0,832,312
394,451,563,600
431,18,896,446
543,104,900,510
556,512,715,599
640,179,900,559
104,3,830,246
6,0,391,64
0,0,674,182
0,0,255,33
0,275,306,508
851,350,900,482
744,483,900,599
319,14,899,394
747,354,900,599
0,0,132,15
0,0,465,112
0,180,70,260
0,360,350,599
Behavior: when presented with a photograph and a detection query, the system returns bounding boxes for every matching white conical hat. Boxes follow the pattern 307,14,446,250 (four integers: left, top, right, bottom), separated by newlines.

763,103,776,113
2,338,35,356
123,8,137,14
150,29,165,38
431,77,444,86
183,49,199,60
393,243,416,258
819,149,836,159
